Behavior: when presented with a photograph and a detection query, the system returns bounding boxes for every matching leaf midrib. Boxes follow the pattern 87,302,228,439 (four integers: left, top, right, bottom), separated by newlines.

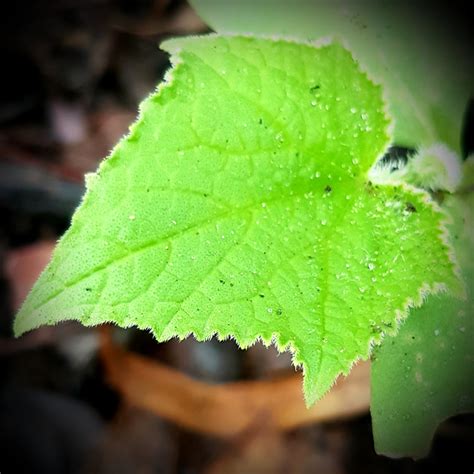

28,173,362,314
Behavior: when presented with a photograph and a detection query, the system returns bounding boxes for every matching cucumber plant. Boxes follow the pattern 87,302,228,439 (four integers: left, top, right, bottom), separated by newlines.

14,1,473,460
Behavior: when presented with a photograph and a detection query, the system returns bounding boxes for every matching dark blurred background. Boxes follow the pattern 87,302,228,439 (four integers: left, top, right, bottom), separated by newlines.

0,1,473,473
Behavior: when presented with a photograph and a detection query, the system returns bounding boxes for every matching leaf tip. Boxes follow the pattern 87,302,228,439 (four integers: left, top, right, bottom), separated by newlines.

301,363,338,408
12,304,35,338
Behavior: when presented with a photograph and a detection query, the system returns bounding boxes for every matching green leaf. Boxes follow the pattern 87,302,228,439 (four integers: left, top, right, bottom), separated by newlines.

14,35,460,405
371,158,474,458
190,0,473,152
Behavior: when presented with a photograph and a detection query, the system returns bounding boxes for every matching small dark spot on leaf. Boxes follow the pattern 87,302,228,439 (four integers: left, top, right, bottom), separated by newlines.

229,283,234,287
276,308,283,315
309,84,320,93
259,294,265,298
85,288,91,292
219,279,225,284
324,185,332,193
258,118,263,125
405,202,417,213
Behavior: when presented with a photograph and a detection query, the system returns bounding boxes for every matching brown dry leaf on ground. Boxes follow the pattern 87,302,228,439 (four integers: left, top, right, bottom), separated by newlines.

100,328,370,437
